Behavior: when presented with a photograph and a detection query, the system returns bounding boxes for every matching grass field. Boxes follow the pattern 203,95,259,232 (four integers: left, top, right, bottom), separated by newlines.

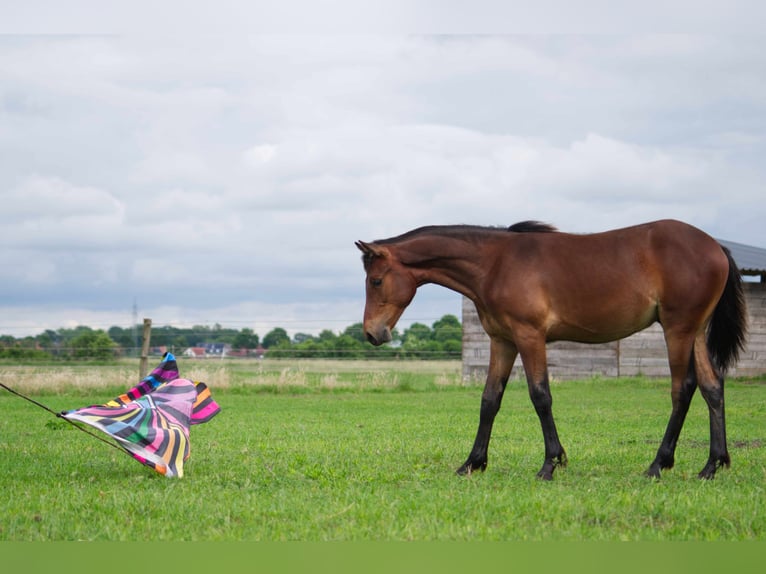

1,359,764,541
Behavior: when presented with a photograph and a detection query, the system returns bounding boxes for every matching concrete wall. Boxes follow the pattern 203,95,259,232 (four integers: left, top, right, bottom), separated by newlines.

462,282,766,381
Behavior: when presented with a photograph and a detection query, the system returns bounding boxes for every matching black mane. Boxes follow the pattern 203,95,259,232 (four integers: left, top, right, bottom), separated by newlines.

374,221,558,245
507,221,558,233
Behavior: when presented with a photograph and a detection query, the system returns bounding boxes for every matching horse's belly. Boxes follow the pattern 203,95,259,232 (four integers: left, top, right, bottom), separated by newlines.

546,305,659,344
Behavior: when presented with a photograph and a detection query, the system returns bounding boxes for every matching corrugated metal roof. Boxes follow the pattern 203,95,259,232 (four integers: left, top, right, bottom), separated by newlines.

718,239,766,275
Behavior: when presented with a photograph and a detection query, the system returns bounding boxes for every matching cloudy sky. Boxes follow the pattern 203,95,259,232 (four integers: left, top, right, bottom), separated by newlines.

1,31,765,338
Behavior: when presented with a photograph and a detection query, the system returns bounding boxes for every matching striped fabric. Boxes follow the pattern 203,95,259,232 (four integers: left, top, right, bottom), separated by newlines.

61,353,220,477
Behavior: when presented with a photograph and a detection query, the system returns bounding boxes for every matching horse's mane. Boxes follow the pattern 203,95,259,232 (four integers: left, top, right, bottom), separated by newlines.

375,221,558,245
507,221,558,233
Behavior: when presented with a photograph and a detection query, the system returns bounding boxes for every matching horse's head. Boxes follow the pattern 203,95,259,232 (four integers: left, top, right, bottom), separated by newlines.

355,240,418,346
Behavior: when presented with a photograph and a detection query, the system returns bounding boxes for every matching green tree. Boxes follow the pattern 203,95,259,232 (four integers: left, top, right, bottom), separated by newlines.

317,329,337,344
0,335,16,347
433,314,462,343
442,339,462,358
401,332,425,357
262,327,290,349
403,322,432,344
34,330,56,350
70,330,117,361
150,325,177,347
233,328,259,350
293,339,321,358
107,326,134,349
58,325,96,347
422,340,445,358
332,334,365,358
343,322,366,343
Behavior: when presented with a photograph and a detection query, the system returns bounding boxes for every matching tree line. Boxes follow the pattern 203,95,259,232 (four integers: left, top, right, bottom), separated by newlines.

0,315,463,361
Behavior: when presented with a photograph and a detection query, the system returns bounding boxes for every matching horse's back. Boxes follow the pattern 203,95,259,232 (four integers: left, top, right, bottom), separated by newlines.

494,219,729,342
509,219,725,276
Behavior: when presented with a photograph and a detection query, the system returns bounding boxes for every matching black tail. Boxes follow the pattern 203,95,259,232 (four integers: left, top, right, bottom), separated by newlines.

706,245,748,374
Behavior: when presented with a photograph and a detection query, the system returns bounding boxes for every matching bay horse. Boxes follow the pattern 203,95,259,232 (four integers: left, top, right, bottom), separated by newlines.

356,219,747,480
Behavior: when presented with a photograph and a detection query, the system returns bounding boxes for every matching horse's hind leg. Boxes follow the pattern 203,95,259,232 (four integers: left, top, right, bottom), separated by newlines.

694,334,730,479
647,331,697,479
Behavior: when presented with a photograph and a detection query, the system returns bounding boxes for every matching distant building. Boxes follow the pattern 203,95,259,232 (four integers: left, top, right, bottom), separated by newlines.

195,342,230,356
183,347,207,359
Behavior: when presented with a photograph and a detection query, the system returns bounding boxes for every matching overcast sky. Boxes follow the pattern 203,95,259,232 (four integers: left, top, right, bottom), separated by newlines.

1,32,765,338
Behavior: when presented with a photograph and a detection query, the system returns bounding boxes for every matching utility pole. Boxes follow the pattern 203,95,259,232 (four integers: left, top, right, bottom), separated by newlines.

139,318,152,380
132,299,138,358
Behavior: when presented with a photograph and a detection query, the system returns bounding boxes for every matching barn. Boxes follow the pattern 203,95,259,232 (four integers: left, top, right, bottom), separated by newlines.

461,238,766,380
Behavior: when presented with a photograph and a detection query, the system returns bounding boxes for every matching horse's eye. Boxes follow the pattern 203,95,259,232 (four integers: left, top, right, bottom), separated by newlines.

371,278,382,287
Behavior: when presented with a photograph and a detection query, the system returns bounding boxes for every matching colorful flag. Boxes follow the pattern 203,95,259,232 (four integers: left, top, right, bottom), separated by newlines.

60,353,220,477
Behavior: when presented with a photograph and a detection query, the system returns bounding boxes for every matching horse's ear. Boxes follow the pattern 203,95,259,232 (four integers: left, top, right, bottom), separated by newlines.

355,241,386,258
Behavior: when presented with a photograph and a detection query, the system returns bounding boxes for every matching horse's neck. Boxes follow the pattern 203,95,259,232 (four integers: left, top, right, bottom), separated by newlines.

396,235,487,300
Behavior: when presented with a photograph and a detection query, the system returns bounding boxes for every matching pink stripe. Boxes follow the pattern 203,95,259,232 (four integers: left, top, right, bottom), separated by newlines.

192,403,220,422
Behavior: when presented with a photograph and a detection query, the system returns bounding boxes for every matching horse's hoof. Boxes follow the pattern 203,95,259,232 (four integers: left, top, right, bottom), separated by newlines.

645,466,661,479
456,459,486,476
698,464,718,480
698,454,729,479
536,461,556,480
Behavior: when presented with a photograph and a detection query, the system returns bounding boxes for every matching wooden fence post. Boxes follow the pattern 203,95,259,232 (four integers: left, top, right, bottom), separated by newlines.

139,318,152,379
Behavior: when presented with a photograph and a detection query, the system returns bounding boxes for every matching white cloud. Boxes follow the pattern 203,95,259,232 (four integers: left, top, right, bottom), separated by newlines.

525,133,707,199
0,251,57,284
1,175,123,219
1,34,765,337
0,176,127,252
243,144,277,166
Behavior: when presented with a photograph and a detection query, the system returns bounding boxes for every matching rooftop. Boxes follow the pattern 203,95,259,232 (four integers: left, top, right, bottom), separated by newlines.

718,239,766,277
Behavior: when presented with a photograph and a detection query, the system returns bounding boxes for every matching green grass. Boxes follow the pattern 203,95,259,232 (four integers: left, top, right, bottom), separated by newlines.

0,360,764,541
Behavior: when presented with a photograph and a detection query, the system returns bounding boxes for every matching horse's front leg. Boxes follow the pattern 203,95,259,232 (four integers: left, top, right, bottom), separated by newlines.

457,339,517,475
518,335,566,480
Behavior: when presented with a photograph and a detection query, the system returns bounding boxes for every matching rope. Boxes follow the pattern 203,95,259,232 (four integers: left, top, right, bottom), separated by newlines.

0,382,128,454
0,382,61,416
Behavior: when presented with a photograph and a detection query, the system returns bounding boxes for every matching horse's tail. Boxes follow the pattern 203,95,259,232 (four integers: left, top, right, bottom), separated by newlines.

706,245,748,374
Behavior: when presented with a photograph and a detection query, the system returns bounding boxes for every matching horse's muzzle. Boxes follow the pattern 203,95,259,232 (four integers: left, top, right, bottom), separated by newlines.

365,326,392,346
